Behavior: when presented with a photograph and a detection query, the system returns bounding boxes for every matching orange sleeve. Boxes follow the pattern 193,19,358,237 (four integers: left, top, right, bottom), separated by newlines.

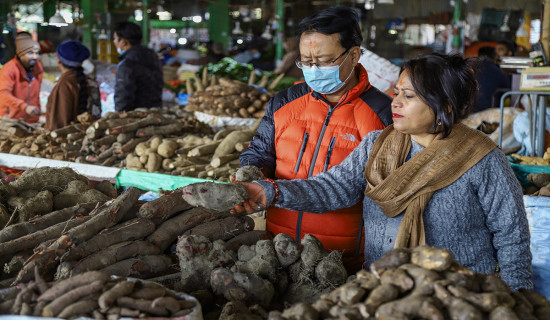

0,66,27,114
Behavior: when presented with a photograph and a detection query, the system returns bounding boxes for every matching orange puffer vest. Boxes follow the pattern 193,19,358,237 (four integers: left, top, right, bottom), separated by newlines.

0,57,42,123
267,65,392,272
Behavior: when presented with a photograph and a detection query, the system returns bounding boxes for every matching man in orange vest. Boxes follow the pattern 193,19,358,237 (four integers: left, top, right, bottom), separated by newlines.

0,32,42,123
239,7,392,273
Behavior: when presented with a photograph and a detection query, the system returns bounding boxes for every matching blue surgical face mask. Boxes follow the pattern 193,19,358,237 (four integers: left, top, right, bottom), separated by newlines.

252,51,261,59
117,47,125,55
302,51,353,94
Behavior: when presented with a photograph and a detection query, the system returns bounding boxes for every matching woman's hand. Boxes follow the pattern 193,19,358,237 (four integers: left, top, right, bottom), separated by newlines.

230,182,267,215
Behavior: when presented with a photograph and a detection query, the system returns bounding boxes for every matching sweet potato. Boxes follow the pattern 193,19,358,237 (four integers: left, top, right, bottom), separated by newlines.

116,296,169,317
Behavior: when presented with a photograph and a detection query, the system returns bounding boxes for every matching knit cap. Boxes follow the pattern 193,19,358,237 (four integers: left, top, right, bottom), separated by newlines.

56,40,90,67
15,33,39,56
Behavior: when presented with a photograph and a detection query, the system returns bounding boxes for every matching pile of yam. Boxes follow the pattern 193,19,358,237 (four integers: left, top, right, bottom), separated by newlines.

0,270,199,319
262,246,550,320
127,123,259,180
0,179,257,288
175,232,347,316
510,148,550,166
0,107,212,167
524,172,550,196
184,69,278,119
0,166,116,231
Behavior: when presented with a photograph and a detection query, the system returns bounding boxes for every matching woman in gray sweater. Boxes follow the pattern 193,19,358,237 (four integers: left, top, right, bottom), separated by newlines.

232,52,532,290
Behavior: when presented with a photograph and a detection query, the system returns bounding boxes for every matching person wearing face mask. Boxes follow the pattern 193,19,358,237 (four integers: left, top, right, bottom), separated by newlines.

233,53,532,291
0,32,42,123
237,6,392,273
112,22,163,112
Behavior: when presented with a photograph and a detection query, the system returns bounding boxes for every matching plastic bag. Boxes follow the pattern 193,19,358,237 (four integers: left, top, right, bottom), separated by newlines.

524,195,550,298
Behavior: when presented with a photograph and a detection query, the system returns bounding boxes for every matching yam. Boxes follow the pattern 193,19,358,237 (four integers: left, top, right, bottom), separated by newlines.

213,130,256,158
147,206,226,251
8,190,54,222
98,280,136,309
411,246,454,271
186,215,255,241
63,218,155,262
70,241,161,276
138,189,192,220
99,255,172,279
53,180,112,210
38,270,110,301
370,248,411,277
42,279,105,317
181,181,249,212
10,167,88,194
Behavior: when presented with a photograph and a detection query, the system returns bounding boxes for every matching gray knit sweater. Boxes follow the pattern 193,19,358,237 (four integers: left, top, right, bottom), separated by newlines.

257,130,533,290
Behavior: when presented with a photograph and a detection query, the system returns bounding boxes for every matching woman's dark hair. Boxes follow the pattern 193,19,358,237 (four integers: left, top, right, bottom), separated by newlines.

114,21,142,46
62,63,88,114
297,6,363,51
400,52,478,139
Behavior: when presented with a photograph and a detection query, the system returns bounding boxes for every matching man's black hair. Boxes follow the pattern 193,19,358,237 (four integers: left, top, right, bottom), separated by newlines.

114,21,142,46
297,6,363,50
478,46,497,61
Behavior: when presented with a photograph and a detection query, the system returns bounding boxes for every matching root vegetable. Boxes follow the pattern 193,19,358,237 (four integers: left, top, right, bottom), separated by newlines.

70,240,161,276
58,187,141,246
53,180,112,210
94,180,118,199
187,215,254,241
42,279,105,317
98,280,135,309
10,167,88,194
225,230,274,252
57,299,99,319
138,189,192,220
152,296,181,314
116,296,169,317
181,181,248,212
99,255,172,279
38,270,110,301
411,246,454,271
157,140,178,158
62,218,155,261
8,190,53,222
136,123,181,137
365,284,400,308
146,152,162,172
213,129,256,158
0,215,91,256
210,153,240,168
0,202,97,243
370,248,411,277
375,296,444,320
379,268,414,293
147,206,226,251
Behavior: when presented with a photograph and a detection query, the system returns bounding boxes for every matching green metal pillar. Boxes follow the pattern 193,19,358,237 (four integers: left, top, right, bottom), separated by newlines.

142,0,149,46
0,1,10,26
82,0,106,59
208,0,229,49
451,0,462,52
43,0,56,24
275,0,284,62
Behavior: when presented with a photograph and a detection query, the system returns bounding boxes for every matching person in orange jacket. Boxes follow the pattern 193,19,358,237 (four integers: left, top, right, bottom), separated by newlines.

0,32,42,123
238,6,392,273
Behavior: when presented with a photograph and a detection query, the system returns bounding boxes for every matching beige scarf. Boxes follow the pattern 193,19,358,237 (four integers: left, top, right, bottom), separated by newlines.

364,123,497,248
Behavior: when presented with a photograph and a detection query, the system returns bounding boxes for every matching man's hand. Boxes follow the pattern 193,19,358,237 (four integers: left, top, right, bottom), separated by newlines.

230,181,267,215
25,105,40,116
